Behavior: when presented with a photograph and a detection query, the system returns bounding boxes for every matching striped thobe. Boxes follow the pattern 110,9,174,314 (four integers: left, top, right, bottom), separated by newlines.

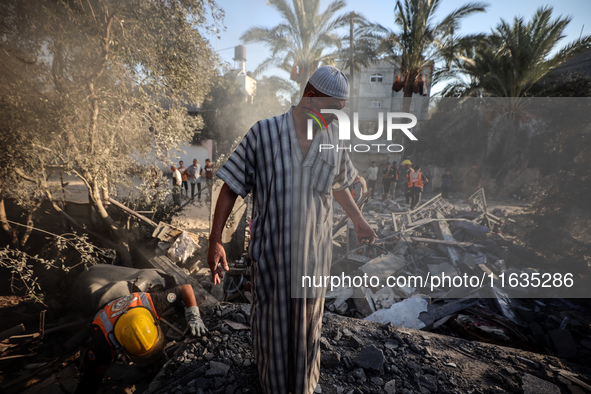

216,108,356,394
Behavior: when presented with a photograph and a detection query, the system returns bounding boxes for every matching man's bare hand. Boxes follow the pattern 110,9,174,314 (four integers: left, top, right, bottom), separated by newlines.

353,218,377,245
207,240,229,285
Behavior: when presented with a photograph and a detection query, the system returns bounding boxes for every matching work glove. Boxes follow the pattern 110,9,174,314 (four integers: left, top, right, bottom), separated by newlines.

185,306,207,337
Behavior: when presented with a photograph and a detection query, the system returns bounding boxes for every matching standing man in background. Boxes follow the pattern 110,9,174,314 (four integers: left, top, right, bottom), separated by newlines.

402,159,413,205
185,159,203,200
208,66,376,394
170,165,182,206
409,164,429,209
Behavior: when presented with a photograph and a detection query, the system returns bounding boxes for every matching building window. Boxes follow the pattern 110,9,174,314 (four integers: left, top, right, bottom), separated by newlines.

369,100,382,108
369,74,383,83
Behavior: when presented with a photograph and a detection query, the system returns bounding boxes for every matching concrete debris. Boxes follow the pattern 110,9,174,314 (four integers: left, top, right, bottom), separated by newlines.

142,306,591,394
365,296,429,329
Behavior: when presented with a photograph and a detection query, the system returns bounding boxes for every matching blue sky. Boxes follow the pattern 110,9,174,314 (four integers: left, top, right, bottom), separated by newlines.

208,0,591,79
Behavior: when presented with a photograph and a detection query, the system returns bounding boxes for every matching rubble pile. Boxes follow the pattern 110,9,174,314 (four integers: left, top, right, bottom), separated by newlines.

151,303,591,394
327,191,591,363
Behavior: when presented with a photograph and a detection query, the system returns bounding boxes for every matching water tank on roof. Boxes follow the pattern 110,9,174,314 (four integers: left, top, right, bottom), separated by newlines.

234,45,246,62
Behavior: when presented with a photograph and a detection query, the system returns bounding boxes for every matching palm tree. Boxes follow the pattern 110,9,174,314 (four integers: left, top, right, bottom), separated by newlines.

240,0,347,93
370,0,487,105
444,6,591,97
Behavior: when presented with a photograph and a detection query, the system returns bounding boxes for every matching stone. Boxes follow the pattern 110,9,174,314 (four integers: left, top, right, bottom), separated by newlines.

320,337,332,351
353,345,385,372
522,373,561,394
206,361,230,377
347,335,364,349
321,351,341,369
352,367,367,383
419,374,438,392
384,339,399,350
384,379,396,394
410,343,424,354
314,384,322,393
370,377,383,387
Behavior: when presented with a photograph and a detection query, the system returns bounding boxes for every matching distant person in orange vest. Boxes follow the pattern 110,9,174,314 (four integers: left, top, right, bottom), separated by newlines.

408,164,429,209
75,284,206,394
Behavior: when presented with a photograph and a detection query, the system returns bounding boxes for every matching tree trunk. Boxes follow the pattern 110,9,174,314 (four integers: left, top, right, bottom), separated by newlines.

87,179,133,267
402,68,418,113
0,192,19,246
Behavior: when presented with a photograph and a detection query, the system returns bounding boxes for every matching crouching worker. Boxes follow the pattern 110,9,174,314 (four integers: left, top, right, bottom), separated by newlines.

74,284,206,394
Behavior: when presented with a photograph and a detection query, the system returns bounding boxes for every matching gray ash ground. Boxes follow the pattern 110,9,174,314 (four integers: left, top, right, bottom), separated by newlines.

146,303,591,394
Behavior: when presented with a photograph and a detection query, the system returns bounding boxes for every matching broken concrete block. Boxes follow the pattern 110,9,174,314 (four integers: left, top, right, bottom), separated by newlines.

426,262,457,278
321,351,341,369
361,253,407,278
205,361,230,377
353,296,374,317
353,345,385,372
384,379,396,394
365,296,429,329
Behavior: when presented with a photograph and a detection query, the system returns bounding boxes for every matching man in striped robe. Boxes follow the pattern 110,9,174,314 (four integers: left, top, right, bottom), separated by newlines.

208,66,376,394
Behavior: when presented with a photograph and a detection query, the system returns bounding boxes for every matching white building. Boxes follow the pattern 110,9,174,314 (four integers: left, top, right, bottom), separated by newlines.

339,59,432,171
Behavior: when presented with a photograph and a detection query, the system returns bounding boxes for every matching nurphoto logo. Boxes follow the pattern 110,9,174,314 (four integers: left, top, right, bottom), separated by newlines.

305,109,418,153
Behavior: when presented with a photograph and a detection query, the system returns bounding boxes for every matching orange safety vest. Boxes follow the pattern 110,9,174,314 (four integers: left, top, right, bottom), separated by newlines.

410,171,424,188
92,292,159,353
406,169,415,188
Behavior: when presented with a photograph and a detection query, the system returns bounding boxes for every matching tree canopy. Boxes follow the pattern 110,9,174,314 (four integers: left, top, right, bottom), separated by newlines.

0,0,220,265
441,6,591,97
241,0,347,92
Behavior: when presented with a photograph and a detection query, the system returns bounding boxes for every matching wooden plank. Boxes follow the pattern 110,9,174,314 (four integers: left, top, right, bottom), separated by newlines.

109,197,157,227
410,237,484,249
432,212,461,267
0,324,25,342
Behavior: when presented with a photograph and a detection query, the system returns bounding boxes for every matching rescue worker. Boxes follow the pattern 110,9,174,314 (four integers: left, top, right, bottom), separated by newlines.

74,284,206,394
402,159,414,204
408,164,429,210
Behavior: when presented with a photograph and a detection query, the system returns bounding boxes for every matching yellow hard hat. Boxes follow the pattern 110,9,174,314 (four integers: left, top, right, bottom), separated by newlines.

402,159,412,166
114,307,159,356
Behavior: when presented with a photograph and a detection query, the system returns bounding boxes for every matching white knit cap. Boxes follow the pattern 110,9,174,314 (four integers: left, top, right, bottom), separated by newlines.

308,66,349,99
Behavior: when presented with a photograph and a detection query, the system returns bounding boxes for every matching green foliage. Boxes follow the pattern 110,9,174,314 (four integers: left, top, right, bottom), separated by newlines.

441,6,591,97
368,0,486,97
0,232,114,303
241,0,347,90
0,0,221,261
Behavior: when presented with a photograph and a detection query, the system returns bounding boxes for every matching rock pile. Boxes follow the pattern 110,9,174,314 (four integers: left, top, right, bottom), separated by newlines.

146,303,591,394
